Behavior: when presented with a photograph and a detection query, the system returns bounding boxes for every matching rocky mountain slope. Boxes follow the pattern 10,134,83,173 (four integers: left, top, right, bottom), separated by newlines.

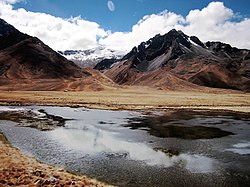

96,29,250,91
0,19,113,91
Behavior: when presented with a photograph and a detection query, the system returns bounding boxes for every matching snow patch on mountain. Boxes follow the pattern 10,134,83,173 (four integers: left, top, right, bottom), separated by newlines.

58,46,126,68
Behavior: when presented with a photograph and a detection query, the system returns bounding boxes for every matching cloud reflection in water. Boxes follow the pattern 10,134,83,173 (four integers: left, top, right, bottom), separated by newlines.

49,123,216,173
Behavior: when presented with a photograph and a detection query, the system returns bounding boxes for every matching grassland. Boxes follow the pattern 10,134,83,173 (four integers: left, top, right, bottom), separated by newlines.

0,87,249,112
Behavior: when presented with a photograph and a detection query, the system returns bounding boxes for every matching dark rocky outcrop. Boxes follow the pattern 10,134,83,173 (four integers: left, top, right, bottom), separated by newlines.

121,29,190,71
94,58,119,71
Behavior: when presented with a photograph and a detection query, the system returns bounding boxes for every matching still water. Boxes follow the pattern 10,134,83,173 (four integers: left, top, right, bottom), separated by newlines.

0,106,250,186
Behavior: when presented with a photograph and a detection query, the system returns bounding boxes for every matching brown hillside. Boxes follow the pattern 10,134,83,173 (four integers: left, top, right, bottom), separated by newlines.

0,18,115,91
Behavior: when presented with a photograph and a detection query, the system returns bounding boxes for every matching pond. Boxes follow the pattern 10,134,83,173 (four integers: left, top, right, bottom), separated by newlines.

0,106,250,187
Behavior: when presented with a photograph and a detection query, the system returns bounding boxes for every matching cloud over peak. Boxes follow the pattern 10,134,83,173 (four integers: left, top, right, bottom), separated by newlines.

101,1,250,51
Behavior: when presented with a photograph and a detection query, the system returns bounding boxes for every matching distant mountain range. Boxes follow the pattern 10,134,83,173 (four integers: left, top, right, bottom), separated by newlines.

0,18,249,91
95,29,250,91
58,47,125,68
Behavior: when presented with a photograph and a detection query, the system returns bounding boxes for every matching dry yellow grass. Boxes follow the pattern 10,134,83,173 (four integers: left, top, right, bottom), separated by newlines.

0,86,249,112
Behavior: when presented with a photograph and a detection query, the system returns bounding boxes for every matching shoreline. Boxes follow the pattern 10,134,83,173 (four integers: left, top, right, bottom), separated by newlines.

1,100,250,113
0,132,112,186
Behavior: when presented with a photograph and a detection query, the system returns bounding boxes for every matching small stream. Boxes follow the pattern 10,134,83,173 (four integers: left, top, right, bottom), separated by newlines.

0,106,250,187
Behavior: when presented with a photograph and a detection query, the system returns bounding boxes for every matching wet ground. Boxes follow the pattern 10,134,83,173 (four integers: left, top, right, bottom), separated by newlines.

0,106,250,187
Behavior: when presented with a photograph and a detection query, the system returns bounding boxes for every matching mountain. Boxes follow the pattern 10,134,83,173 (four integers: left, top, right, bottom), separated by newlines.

96,29,250,91
1,18,249,92
58,47,126,68
0,19,112,91
0,18,89,79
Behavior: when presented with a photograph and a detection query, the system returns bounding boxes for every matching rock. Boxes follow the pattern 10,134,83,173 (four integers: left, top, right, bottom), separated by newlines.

43,177,58,184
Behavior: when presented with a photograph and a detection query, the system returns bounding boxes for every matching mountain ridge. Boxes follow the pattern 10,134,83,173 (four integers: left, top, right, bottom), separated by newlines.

96,29,250,91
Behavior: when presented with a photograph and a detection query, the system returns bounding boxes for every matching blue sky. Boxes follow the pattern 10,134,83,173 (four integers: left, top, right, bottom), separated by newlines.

13,0,250,32
1,0,249,50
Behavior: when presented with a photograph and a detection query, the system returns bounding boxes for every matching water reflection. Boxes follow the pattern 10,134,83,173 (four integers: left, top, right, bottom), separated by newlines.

49,123,215,173
126,110,235,139
226,142,250,155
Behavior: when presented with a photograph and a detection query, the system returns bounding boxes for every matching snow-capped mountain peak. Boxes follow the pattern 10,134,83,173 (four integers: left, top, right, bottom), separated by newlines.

58,46,127,68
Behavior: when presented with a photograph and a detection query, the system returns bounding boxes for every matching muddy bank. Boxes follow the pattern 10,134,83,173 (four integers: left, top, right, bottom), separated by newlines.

0,108,69,131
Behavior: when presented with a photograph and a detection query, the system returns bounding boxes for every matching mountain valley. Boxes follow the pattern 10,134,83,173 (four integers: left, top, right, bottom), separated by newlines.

0,18,249,92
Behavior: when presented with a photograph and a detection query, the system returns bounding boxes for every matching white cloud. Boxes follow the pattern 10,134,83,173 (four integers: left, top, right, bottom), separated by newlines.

99,11,185,51
0,0,23,4
101,1,250,51
0,1,249,51
0,1,107,50
180,2,250,49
